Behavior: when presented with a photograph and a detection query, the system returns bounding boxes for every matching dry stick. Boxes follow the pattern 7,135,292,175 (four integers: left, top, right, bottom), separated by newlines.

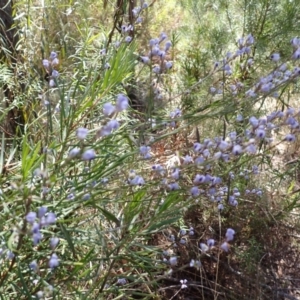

169,287,182,300
213,213,222,300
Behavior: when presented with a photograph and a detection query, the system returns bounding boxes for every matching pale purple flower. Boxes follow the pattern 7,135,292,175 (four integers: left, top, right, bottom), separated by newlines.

237,37,244,47
31,222,40,234
219,140,229,151
49,79,55,87
50,51,58,60
50,237,59,250
29,260,38,272
153,66,161,74
260,83,273,93
180,229,187,236
125,36,132,43
190,259,201,268
190,186,200,197
82,193,91,201
149,38,159,47
168,182,180,190
46,212,56,225
270,53,280,62
121,25,127,32
200,243,209,252
245,89,257,97
220,242,229,252
228,131,237,141
292,49,300,60
286,107,295,115
209,86,217,94
180,279,188,289
285,133,296,142
136,17,143,24
49,253,59,269
225,228,235,241
171,168,180,180
211,176,222,185
203,149,210,157
140,56,150,64
291,37,300,49
159,32,167,42
194,174,206,184
195,156,205,164
152,164,165,175
286,117,298,127
218,203,224,211
179,238,186,245
247,58,254,66
76,127,89,140
33,232,42,246
98,125,112,137
224,64,232,75
255,128,266,139
193,143,203,152
132,7,141,16
165,61,173,69
38,206,48,218
130,175,145,186
151,45,160,56
7,251,15,260
26,212,37,224
243,46,251,54
182,155,193,164
207,239,215,248
169,256,177,266
117,278,127,285
68,147,80,159
232,144,242,155
82,149,96,161
214,151,222,160
106,119,119,131
158,50,166,58
51,70,59,78
169,234,175,242
116,94,129,112
140,145,151,156
42,59,50,69
52,58,59,66
229,198,238,206
189,227,195,235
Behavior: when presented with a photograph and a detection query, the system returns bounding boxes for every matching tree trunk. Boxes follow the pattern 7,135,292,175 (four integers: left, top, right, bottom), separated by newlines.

0,0,24,138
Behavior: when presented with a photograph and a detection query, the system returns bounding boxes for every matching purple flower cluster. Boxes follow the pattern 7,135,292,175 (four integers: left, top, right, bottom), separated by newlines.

26,207,56,246
67,94,129,162
209,36,300,99
195,228,236,262
26,207,59,269
42,51,59,87
133,103,300,213
98,94,128,137
139,32,173,75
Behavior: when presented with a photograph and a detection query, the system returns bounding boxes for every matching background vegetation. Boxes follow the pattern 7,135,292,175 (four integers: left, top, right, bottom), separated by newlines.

1,0,300,299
